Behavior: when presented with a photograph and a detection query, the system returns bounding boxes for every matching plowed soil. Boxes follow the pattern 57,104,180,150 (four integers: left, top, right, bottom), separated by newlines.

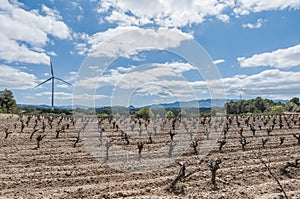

0,113,299,199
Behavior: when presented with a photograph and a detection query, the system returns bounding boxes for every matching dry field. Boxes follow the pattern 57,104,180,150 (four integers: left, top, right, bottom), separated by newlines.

0,113,299,199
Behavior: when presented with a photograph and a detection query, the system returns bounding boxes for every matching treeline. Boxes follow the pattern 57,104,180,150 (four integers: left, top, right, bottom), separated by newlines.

93,107,211,118
2,89,300,116
20,106,73,115
226,97,300,114
131,107,212,119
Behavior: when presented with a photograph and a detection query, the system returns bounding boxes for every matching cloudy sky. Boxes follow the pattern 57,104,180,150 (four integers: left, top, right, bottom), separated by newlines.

1,0,300,107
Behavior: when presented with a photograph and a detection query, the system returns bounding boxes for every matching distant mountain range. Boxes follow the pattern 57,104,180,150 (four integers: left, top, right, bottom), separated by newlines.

153,99,232,109
18,98,289,110
18,99,231,110
153,99,288,109
17,104,84,110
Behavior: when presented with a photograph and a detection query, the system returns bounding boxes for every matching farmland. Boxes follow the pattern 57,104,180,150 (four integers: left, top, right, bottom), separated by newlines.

0,113,299,198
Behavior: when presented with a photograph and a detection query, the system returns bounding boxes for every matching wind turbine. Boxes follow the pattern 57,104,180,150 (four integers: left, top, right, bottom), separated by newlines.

35,59,72,109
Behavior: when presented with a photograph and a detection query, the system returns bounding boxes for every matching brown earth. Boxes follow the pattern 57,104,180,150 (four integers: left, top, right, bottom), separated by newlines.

0,113,299,199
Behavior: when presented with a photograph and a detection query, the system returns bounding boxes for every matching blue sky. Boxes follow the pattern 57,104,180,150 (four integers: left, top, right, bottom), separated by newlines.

1,0,300,107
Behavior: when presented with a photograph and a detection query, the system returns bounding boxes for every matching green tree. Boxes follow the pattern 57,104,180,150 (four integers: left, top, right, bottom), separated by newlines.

290,97,299,105
178,110,188,117
135,107,154,119
166,110,175,118
285,102,298,112
0,89,18,114
211,108,217,116
155,114,161,118
268,105,285,114
254,97,266,112
226,101,237,114
225,97,277,114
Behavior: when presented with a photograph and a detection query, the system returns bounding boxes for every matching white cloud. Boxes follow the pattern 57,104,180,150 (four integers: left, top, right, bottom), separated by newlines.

74,61,203,104
0,0,70,64
76,26,193,57
95,0,300,28
64,71,79,82
105,10,152,26
152,62,197,74
73,32,89,40
220,69,300,99
57,84,70,89
213,59,225,65
24,95,35,99
115,66,137,73
77,15,84,21
0,64,37,89
242,18,266,29
134,79,199,100
188,69,300,100
217,14,230,23
238,44,300,68
37,92,67,104
48,51,57,56
69,71,78,75
35,91,107,100
71,1,83,11
234,0,300,15
41,5,62,20
0,34,50,64
70,1,84,21
75,61,300,104
97,0,235,27
75,61,197,89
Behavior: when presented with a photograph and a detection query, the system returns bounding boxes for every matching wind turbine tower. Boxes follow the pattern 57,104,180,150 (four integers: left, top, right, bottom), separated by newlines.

35,59,72,109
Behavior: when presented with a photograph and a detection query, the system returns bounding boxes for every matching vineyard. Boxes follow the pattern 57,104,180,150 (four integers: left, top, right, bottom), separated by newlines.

0,113,299,198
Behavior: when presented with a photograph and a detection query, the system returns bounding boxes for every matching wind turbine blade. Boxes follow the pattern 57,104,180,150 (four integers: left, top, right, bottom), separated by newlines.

50,59,54,77
35,78,52,88
55,77,72,86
